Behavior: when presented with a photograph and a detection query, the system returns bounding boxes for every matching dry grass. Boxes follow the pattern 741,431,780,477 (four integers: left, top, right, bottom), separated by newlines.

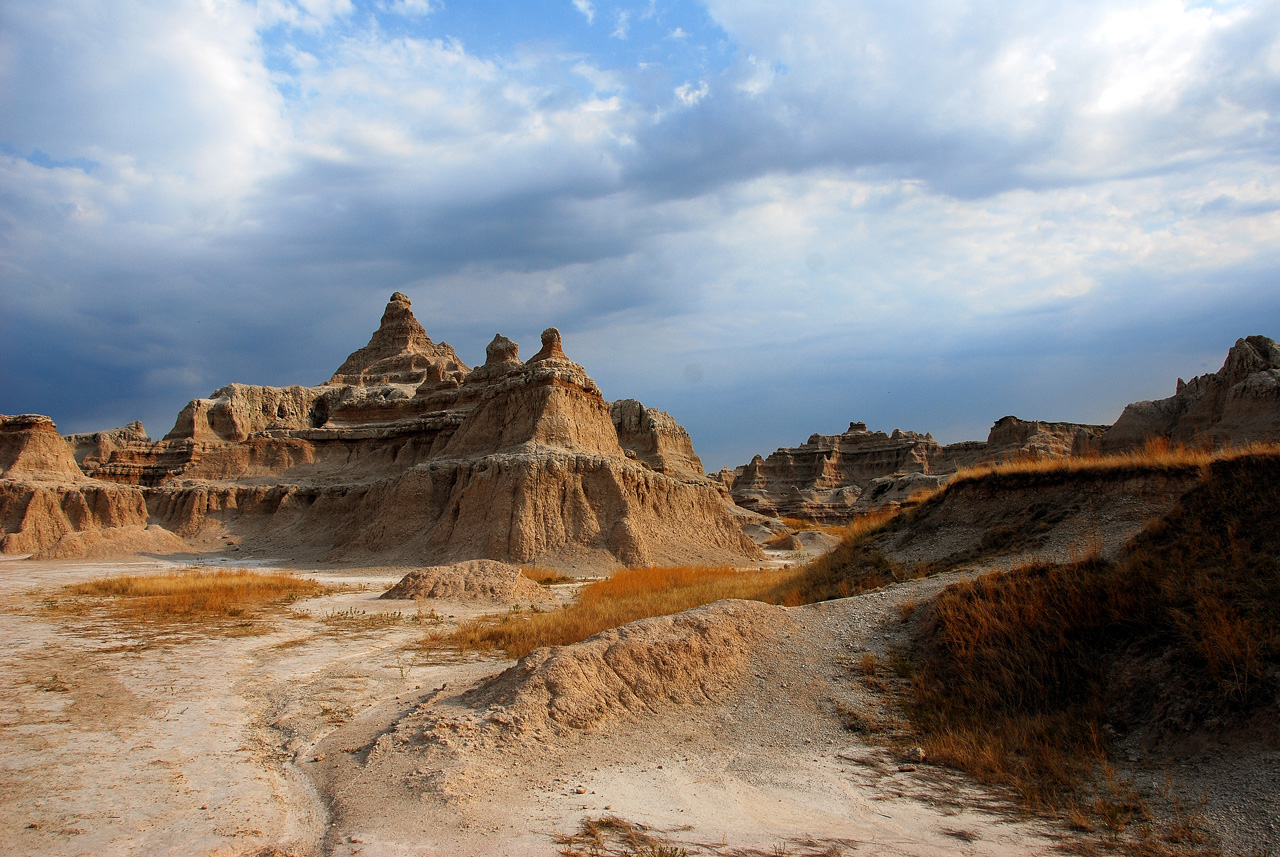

946,438,1280,488
902,448,1280,824
57,568,327,622
520,566,575,585
780,516,850,536
772,508,906,605
425,564,804,659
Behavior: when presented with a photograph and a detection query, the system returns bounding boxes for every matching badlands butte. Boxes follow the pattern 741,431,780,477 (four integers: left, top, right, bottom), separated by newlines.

2,293,1280,857
7,292,1279,562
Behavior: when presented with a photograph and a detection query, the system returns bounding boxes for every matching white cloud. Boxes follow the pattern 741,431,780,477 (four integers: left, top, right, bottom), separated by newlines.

612,10,631,39
380,0,437,16
3,0,1280,467
674,80,709,106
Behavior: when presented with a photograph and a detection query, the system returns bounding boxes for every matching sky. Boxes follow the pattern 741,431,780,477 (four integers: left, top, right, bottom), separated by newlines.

2,0,1279,471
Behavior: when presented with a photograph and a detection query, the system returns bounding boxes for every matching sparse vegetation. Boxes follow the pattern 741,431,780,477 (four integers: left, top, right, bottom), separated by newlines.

902,449,1280,826
426,564,804,659
56,568,327,622
945,438,1280,489
521,566,575,585
772,508,908,604
554,815,689,857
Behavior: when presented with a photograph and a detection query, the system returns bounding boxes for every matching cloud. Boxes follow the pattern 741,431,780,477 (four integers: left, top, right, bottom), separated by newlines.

2,0,1279,471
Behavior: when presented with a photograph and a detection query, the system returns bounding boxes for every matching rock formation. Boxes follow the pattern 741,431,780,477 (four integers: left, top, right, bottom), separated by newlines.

610,399,706,479
1,415,158,555
724,417,1106,523
1100,335,1280,452
2,295,759,567
722,422,984,522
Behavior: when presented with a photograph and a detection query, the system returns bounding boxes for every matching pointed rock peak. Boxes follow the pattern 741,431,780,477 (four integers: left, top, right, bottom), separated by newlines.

484,334,521,366
529,327,569,363
1223,335,1280,382
330,293,469,386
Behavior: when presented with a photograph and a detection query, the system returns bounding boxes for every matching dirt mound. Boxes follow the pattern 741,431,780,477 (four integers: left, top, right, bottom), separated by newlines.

381,560,555,605
445,599,789,738
880,467,1200,569
30,524,191,560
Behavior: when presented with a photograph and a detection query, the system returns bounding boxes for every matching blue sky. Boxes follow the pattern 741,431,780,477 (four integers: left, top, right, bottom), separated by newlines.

2,0,1279,470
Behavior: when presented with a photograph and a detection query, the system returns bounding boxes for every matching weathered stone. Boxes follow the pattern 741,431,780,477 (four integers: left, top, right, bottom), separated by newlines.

1102,335,1280,452
3,294,760,567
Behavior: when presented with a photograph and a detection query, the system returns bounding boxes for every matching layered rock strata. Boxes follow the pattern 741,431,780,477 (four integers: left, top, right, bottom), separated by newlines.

1100,335,1280,452
1,415,155,555
610,399,706,479
724,416,1107,523
3,296,759,567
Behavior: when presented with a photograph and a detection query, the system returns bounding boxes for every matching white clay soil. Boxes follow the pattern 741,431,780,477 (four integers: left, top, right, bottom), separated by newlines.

2,556,1080,857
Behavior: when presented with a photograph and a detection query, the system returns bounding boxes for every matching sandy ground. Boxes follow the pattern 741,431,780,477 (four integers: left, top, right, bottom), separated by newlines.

0,554,1075,857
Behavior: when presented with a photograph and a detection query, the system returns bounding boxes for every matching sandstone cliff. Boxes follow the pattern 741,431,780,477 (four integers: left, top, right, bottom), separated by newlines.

1101,335,1280,452
3,296,758,567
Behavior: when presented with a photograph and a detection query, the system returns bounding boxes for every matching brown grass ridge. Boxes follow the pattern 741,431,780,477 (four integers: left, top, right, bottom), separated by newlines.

426,564,804,660
903,449,1280,832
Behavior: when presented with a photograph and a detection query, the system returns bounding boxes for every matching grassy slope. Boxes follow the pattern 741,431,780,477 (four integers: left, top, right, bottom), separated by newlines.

904,450,1280,813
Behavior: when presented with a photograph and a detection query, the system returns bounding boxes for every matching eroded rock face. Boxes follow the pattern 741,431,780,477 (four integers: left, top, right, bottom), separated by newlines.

725,417,1106,522
4,294,759,566
610,399,706,479
1101,335,1280,452
328,291,468,386
65,421,150,468
725,422,982,522
1,415,86,482
986,416,1108,460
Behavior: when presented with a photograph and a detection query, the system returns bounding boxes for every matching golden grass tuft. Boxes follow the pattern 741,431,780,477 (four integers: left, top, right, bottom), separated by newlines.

519,566,575,585
60,568,327,621
772,507,904,605
426,564,804,660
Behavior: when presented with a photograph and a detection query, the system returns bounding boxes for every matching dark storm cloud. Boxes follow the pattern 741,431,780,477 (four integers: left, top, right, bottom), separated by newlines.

3,0,1280,468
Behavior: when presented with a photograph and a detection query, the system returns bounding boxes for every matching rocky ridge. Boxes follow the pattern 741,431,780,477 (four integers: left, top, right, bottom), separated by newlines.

722,416,1107,523
721,337,1276,523
1,295,759,567
1100,335,1280,452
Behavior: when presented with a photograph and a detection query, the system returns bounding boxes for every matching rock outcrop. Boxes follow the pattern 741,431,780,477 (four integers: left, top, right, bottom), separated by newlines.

1,415,87,481
3,295,759,567
64,421,150,468
610,399,706,479
1,415,153,555
328,291,468,387
985,416,1108,460
723,422,986,522
1101,335,1280,452
725,417,1106,523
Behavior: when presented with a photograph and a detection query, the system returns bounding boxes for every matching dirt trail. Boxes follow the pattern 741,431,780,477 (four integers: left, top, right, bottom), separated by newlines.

1,555,1072,856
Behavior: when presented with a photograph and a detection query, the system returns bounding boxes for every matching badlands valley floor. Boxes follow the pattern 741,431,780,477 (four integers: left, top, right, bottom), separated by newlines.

3,554,1075,857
